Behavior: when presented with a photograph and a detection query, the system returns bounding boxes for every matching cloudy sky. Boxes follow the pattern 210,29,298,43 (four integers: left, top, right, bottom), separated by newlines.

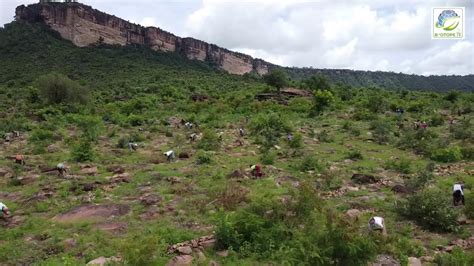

1,0,473,75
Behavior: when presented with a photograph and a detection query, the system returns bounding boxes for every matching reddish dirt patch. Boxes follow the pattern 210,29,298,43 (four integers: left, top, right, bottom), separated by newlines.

53,204,130,223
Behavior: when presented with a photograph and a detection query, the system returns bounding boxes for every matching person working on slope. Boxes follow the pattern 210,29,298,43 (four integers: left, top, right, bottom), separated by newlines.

0,202,11,221
239,128,245,137
164,150,175,162
56,163,67,178
15,154,25,165
453,182,465,206
189,133,198,142
128,142,139,151
250,164,263,178
368,216,386,235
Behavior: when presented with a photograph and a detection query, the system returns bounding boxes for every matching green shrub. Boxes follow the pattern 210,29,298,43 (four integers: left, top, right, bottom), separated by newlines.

434,247,474,266
196,150,212,165
346,149,363,160
317,130,334,143
37,72,88,105
429,113,445,127
353,108,377,121
451,118,473,140
71,138,95,162
431,146,463,162
288,132,303,150
384,158,412,174
197,129,221,151
298,156,324,172
461,147,474,160
29,128,56,143
464,193,474,220
260,150,276,165
398,188,459,232
311,90,334,115
370,120,393,144
249,112,291,151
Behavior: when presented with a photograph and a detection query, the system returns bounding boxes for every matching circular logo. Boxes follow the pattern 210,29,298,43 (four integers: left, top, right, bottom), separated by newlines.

435,10,460,31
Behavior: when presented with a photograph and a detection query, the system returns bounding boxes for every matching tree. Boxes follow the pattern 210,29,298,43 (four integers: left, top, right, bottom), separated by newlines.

311,90,334,116
304,74,331,92
250,112,292,151
37,72,88,105
263,69,289,95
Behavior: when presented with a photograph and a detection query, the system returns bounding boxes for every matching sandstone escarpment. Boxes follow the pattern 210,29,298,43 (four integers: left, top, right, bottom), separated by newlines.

15,2,270,75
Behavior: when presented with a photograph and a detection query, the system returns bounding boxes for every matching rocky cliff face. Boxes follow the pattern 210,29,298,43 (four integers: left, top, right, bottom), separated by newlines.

15,2,270,75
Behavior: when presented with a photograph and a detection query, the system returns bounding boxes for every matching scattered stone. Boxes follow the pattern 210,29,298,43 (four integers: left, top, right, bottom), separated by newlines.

351,173,380,184
80,166,98,176
178,152,190,159
63,238,77,251
47,144,60,153
216,250,229,257
17,174,39,185
391,184,413,194
408,257,421,266
140,194,162,206
345,209,362,219
93,222,127,234
420,256,434,263
177,246,193,255
83,183,96,192
371,254,400,266
167,176,181,184
106,165,125,174
53,204,130,223
166,255,193,266
457,214,468,225
168,235,216,254
195,249,206,262
108,173,132,183
0,168,10,177
86,256,122,266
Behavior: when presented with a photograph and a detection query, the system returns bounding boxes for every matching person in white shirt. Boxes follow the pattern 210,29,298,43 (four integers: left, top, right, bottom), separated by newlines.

0,202,10,220
128,142,139,151
453,183,465,206
57,163,67,178
164,150,175,162
368,216,386,235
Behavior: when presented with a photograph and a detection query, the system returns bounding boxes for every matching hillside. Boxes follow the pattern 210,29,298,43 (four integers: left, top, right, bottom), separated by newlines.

0,9,474,266
13,1,474,92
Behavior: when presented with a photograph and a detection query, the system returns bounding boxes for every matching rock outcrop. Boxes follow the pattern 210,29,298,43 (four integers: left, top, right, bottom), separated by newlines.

15,2,271,75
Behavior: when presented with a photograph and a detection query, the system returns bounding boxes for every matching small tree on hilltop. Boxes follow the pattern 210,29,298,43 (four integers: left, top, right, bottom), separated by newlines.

263,69,289,95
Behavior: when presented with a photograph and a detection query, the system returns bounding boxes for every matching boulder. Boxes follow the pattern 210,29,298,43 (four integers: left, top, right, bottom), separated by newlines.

0,168,9,177
420,256,434,263
178,152,190,159
166,255,193,266
106,165,125,174
17,174,39,185
407,257,421,266
345,209,362,219
177,246,193,255
371,255,400,266
140,194,162,206
86,256,122,266
80,166,98,176
391,184,413,194
351,173,380,184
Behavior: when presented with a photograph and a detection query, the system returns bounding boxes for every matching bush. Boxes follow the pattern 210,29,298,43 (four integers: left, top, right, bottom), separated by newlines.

298,156,324,172
288,132,303,150
260,150,276,165
73,115,103,142
385,158,412,174
451,118,473,140
311,90,334,115
317,130,334,143
196,150,212,165
346,149,363,160
370,120,393,144
429,113,445,127
37,72,88,105
196,129,221,151
71,138,95,162
249,112,291,151
461,147,474,160
431,146,463,163
434,247,474,266
398,188,459,232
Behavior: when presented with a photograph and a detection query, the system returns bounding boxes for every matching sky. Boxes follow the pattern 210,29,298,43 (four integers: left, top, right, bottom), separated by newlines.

1,0,473,76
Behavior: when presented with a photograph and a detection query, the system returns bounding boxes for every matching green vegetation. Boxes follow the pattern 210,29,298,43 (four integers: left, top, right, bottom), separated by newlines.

0,22,473,265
